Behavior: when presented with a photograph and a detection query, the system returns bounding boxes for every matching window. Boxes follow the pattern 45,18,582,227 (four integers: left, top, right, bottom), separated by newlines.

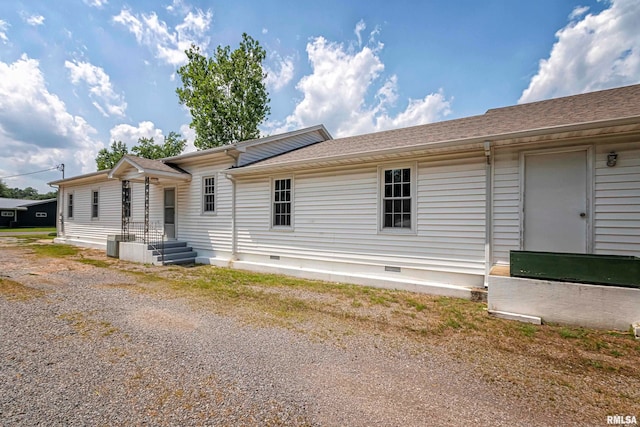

35,212,47,218
68,193,74,219
382,167,413,230
91,190,99,219
203,176,215,213
1,211,14,217
272,178,292,227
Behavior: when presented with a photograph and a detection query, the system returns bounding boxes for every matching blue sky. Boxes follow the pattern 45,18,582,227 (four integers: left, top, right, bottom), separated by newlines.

1,0,639,192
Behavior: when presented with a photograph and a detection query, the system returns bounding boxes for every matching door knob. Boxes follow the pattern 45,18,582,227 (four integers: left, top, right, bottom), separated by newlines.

580,212,586,218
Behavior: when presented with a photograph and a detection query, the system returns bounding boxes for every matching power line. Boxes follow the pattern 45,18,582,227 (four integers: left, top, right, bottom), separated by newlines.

0,165,64,180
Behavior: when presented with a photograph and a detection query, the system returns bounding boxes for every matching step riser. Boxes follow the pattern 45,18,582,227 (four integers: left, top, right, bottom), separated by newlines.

145,240,197,265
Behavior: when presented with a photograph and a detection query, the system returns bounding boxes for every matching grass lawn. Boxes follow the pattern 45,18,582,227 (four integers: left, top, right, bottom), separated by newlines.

0,226,56,234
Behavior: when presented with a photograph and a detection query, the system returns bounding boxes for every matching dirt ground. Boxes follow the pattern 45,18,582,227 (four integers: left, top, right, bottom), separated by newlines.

1,238,639,426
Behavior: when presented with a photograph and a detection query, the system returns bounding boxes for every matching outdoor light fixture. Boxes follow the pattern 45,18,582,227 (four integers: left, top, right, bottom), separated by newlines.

607,151,618,167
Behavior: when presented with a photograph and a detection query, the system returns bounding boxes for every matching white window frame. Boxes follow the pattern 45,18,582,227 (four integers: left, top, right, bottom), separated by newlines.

271,176,294,230
35,212,47,218
202,175,216,215
378,163,417,234
91,189,99,219
1,211,14,217
67,192,74,220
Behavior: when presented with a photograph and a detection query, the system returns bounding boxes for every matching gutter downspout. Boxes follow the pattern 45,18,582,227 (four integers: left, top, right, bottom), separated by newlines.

484,141,493,288
224,149,240,262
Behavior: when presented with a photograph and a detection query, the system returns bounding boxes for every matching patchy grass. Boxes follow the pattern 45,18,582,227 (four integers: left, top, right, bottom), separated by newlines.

0,278,47,301
29,243,79,257
0,227,56,233
58,311,120,338
8,238,640,421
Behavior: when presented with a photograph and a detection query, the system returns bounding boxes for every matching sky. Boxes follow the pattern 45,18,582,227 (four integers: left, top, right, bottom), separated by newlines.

0,0,639,193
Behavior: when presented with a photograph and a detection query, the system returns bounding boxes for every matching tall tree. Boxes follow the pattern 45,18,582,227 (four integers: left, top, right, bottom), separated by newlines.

0,179,8,198
176,33,271,149
96,141,129,170
131,132,186,159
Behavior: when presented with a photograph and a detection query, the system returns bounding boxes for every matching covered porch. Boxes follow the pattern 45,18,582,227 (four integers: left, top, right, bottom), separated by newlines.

107,155,197,265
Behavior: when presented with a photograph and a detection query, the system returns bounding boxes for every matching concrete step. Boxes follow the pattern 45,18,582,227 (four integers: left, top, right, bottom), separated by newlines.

150,246,193,256
147,240,187,250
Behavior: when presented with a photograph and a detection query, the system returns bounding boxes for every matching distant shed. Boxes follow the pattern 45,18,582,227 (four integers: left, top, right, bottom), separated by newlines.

0,198,56,227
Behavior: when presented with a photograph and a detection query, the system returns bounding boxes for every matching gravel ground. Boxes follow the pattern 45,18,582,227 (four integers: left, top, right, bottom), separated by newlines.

0,245,598,426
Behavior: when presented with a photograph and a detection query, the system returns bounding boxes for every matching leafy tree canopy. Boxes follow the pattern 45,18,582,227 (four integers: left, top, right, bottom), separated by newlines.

131,132,186,160
0,180,57,200
96,140,129,170
96,133,186,170
176,33,271,149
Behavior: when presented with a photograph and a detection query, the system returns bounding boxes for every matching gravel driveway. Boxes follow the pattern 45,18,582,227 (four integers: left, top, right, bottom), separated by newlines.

0,245,579,426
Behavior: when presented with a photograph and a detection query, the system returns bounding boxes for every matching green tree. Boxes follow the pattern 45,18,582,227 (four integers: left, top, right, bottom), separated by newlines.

96,141,129,170
131,132,186,159
176,33,271,149
0,179,8,198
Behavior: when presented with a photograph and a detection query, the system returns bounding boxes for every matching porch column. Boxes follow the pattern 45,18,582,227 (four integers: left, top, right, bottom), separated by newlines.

144,176,149,244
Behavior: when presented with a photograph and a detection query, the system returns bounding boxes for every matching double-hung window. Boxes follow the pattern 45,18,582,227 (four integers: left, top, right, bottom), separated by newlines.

91,190,99,219
381,166,415,231
272,178,292,227
68,193,74,219
203,176,215,213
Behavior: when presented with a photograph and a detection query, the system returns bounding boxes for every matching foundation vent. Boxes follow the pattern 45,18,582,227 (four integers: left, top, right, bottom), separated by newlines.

385,266,401,273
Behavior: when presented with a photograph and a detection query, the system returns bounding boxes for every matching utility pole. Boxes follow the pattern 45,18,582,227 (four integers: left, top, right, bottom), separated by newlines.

58,163,65,179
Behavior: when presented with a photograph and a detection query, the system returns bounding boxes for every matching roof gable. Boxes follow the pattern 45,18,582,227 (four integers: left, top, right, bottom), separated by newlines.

108,155,191,183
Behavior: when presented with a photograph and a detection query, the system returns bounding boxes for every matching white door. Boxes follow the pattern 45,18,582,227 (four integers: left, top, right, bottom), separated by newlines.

164,188,175,239
523,150,588,253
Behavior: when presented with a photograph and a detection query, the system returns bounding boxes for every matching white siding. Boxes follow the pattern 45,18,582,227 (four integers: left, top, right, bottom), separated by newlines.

174,161,234,257
492,139,640,264
235,154,487,279
492,148,521,264
61,179,126,244
594,141,640,256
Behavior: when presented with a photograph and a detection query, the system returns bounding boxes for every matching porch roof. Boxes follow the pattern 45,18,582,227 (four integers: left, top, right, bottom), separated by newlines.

108,155,191,184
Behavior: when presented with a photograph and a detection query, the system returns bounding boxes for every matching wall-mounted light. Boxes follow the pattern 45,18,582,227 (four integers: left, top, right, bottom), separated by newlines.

607,151,618,167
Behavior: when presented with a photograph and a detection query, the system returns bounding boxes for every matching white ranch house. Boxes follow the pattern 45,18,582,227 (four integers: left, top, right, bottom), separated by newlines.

50,85,640,330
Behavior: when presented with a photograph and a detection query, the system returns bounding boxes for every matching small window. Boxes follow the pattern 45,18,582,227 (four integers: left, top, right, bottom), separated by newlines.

35,212,47,218
381,166,413,230
91,190,99,219
203,176,215,213
273,178,292,227
68,193,74,219
1,211,14,217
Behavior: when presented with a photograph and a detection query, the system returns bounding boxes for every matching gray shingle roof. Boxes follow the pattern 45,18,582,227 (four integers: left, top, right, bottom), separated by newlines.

0,198,55,210
248,84,640,168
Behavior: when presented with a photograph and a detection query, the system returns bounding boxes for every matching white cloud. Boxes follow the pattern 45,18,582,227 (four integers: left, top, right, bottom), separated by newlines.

271,25,451,138
520,0,640,103
179,123,197,153
0,19,9,43
0,54,103,190
65,60,127,117
569,5,590,20
262,28,268,35
109,121,164,147
264,54,295,91
25,15,45,26
113,6,212,66
83,0,108,8
354,19,366,47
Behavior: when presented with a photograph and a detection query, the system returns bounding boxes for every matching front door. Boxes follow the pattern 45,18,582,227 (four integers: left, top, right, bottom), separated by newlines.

164,188,175,239
523,149,588,253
